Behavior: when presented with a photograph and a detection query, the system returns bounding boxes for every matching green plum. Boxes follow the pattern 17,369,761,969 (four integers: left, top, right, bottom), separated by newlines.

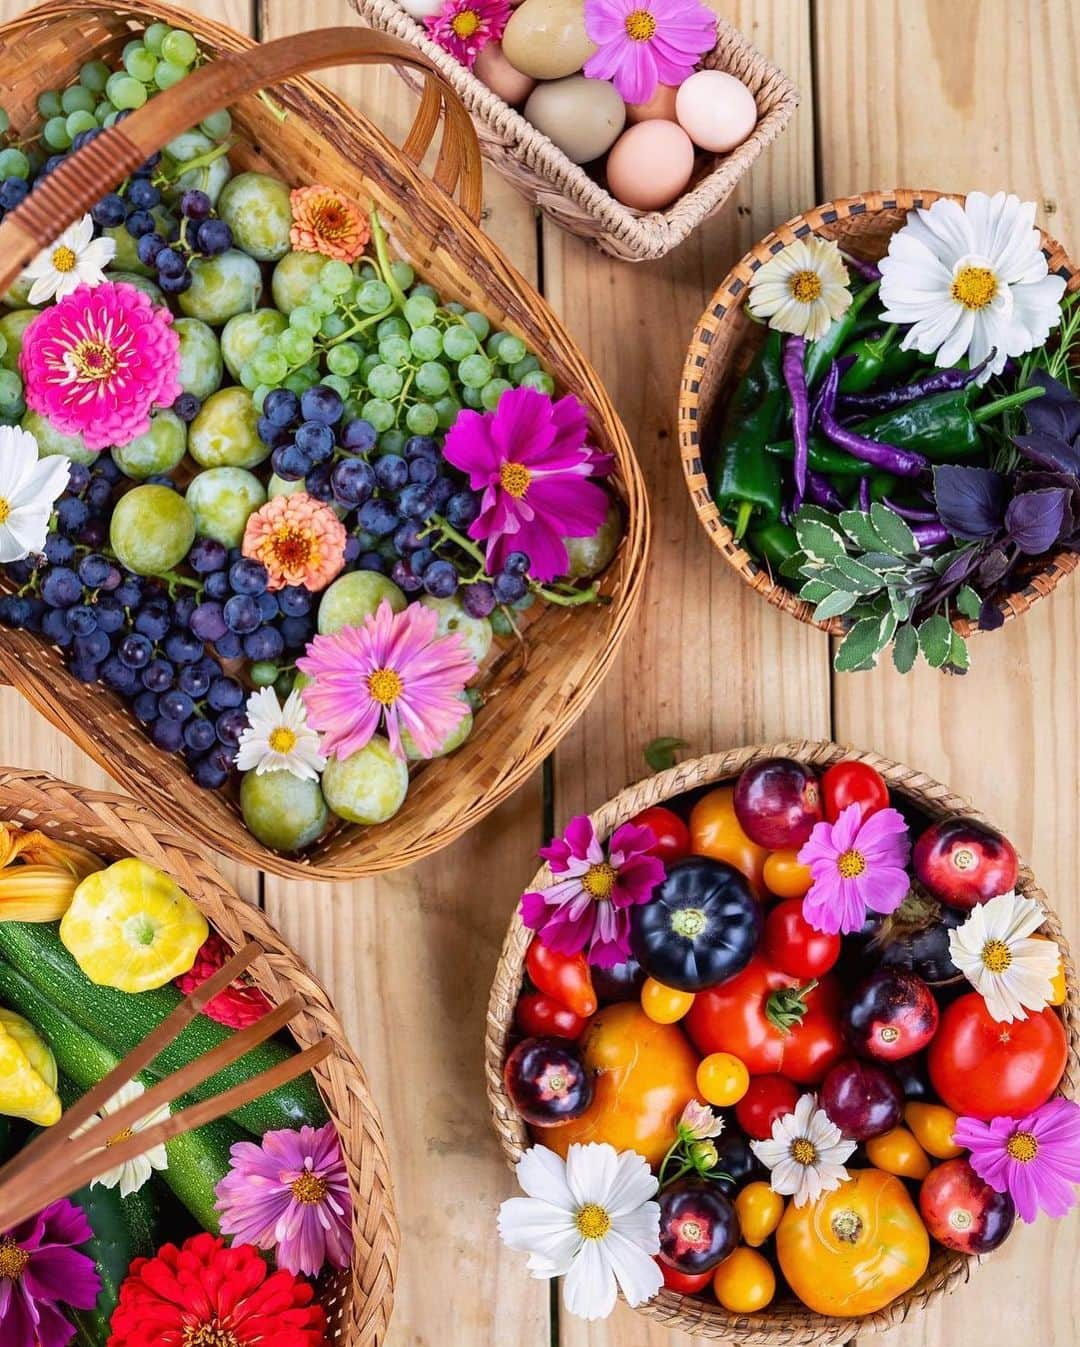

401,695,473,761
217,172,293,262
321,736,408,825
0,310,39,371
220,309,287,381
317,572,406,635
174,318,223,399
178,251,263,326
186,467,266,547
267,472,304,499
110,484,196,575
188,388,267,469
272,250,329,314
21,409,96,465
419,594,493,666
240,770,328,853
162,131,232,204
2,273,39,308
110,271,164,304
112,409,187,479
564,494,622,579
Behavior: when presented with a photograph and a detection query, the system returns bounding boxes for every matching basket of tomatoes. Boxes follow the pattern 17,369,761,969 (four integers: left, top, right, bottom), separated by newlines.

486,742,1080,1340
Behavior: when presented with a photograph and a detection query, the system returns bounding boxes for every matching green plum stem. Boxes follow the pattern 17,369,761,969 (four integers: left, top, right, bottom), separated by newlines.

532,581,602,607
255,90,288,123
159,137,234,185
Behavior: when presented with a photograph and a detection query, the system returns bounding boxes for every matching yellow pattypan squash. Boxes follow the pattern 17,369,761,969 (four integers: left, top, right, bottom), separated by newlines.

60,857,208,993
0,1008,61,1125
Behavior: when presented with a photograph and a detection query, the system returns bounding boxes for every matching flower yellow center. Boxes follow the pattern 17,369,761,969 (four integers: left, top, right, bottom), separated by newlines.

51,244,77,273
791,1138,817,1166
291,1171,329,1205
951,265,998,310
499,461,531,499
790,269,823,303
183,1326,241,1347
368,667,403,706
106,1126,135,1147
582,862,616,899
1006,1130,1039,1163
451,8,481,36
981,939,1013,974
0,497,10,525
837,848,866,879
575,1202,611,1240
268,526,315,571
0,1237,29,1280
68,338,118,381
312,200,350,239
625,8,657,39
268,726,298,754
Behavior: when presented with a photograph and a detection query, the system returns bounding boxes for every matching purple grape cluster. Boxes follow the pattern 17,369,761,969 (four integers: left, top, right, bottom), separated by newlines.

128,188,232,296
188,539,316,666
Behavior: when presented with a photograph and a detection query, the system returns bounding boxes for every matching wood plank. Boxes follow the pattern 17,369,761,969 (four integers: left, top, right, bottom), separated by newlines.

816,3,1080,1345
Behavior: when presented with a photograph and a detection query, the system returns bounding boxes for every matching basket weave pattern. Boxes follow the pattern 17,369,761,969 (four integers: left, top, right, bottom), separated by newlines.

485,740,1080,1343
0,766,398,1346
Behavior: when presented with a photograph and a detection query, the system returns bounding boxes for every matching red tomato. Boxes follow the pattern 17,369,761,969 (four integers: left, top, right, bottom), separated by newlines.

928,992,1068,1120
525,939,598,1019
762,898,841,979
684,956,846,1084
630,806,692,863
515,992,589,1040
735,1074,801,1140
656,1258,713,1294
822,761,890,824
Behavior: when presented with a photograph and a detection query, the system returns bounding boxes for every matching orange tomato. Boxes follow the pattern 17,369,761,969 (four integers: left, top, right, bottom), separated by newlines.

697,1052,750,1107
689,787,768,897
641,977,695,1024
865,1126,932,1180
713,1247,776,1313
762,849,812,899
904,1102,962,1159
1032,934,1067,1005
734,1182,784,1247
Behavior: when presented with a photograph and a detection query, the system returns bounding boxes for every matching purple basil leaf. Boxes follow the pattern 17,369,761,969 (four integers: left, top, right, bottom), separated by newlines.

1026,371,1080,441
933,465,1007,540
978,597,1006,631
975,546,1011,589
1004,487,1070,554
1012,432,1080,475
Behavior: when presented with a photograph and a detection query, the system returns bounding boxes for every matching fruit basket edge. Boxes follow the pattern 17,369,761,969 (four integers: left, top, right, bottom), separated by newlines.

0,764,399,1346
484,739,1080,1343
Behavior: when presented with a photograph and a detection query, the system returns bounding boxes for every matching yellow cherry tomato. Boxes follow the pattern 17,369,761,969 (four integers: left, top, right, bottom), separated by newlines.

904,1102,962,1159
762,849,813,899
689,786,768,897
865,1126,931,1180
713,1247,776,1313
697,1051,750,1107
734,1182,784,1247
641,977,695,1024
1031,934,1067,1005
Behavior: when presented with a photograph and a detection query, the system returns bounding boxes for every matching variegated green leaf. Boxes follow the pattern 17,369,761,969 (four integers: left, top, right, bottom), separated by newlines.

892,623,919,673
813,590,859,622
870,502,917,555
918,614,953,669
834,616,887,672
795,517,847,563
838,510,883,553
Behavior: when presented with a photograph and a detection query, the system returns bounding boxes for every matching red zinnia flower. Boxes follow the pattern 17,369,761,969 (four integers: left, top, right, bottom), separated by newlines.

107,1233,325,1347
174,933,273,1029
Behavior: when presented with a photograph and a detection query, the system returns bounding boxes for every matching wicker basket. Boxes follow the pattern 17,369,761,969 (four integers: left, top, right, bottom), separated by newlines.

0,765,398,1346
679,189,1080,641
485,740,1080,1343
349,0,798,262
0,1,649,881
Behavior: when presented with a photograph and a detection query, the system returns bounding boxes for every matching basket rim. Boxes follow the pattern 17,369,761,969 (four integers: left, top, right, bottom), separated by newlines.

484,739,1080,1344
677,187,1080,638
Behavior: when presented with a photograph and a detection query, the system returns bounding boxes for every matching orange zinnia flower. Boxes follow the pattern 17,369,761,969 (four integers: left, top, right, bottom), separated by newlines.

242,492,347,592
289,185,370,263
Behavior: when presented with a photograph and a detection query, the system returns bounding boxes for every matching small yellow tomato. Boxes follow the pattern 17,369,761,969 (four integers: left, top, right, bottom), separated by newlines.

697,1051,750,1107
865,1126,931,1180
713,1246,776,1313
1031,934,1067,1005
641,977,695,1024
734,1181,784,1247
905,1102,963,1159
762,849,812,899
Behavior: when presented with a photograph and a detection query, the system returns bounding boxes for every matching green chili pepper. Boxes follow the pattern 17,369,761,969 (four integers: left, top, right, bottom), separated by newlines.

712,330,786,540
804,281,880,388
838,326,913,394
748,521,799,571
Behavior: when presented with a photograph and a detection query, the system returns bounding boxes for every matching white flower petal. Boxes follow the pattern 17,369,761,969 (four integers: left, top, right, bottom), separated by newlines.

498,1196,579,1271
562,1236,617,1321
565,1141,616,1209
601,1229,663,1308
603,1148,658,1219
514,1145,577,1209
768,1155,804,1196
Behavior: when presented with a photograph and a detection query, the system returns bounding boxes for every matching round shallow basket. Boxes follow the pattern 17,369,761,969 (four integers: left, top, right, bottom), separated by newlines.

678,189,1080,639
486,740,1080,1344
350,0,798,263
0,765,398,1346
0,1,648,882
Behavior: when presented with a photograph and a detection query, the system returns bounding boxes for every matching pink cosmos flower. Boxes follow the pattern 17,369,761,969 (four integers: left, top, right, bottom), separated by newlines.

214,1123,353,1278
441,385,610,582
297,599,477,761
583,0,717,106
954,1097,1080,1224
20,282,181,450
425,0,511,68
520,815,665,966
0,1198,100,1347
797,803,911,935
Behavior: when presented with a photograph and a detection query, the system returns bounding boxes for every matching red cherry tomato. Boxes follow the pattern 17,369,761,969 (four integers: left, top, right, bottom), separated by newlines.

822,761,890,824
630,806,692,863
515,992,589,1040
656,1258,714,1294
525,939,598,1019
762,898,841,979
735,1074,801,1140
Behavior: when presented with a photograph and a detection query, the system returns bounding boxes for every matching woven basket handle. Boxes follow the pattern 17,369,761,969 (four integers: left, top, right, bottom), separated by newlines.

0,26,482,292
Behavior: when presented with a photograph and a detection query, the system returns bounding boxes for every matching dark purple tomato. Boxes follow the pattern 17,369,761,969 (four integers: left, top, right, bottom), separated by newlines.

503,1037,592,1127
819,1058,903,1140
876,904,964,985
710,1125,767,1197
658,1179,740,1274
844,969,940,1061
732,757,823,849
913,818,1019,910
919,1158,1016,1254
590,957,646,1004
892,1052,934,1102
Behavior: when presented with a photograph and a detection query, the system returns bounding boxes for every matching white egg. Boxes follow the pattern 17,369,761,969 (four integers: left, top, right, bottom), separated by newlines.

398,0,444,18
675,70,758,154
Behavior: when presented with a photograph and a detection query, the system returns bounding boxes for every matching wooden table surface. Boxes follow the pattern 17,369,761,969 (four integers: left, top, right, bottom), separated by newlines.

1,0,1077,1342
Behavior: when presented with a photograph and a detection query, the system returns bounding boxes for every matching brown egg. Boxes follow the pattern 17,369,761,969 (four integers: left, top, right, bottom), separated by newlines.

676,69,758,153
502,0,596,80
525,76,626,164
606,120,695,211
624,82,679,124
474,42,536,105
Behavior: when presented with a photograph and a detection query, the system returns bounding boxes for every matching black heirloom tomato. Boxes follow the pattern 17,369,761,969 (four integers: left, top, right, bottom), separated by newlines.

658,1178,740,1273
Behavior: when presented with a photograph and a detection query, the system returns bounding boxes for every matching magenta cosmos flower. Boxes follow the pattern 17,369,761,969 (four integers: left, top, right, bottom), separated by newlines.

797,802,911,935
0,1198,100,1347
297,599,477,761
520,816,665,966
442,385,610,582
425,0,511,68
583,0,717,105
20,281,180,450
954,1097,1080,1224
215,1122,353,1278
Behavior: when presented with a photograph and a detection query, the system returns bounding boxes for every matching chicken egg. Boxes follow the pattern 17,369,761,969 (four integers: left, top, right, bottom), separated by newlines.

675,70,758,153
474,42,536,105
605,120,695,211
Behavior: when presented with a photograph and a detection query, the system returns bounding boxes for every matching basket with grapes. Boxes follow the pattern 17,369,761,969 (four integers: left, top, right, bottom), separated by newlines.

0,2,647,878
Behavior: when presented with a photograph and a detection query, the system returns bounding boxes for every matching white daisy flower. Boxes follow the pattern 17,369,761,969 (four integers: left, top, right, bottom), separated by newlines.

878,191,1066,383
948,889,1060,1023
74,1080,169,1198
0,424,71,563
750,1093,856,1208
747,236,853,341
22,214,116,305
498,1142,663,1321
234,687,327,781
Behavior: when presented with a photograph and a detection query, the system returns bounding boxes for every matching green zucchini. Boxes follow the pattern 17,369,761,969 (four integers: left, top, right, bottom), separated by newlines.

0,921,326,1134
69,1174,160,1347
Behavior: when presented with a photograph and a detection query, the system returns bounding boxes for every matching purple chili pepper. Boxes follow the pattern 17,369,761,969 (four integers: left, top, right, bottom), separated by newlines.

782,335,810,509
841,351,995,415
805,470,845,511
818,401,929,477
912,522,951,549
881,496,941,523
841,251,882,284
811,357,854,429
858,477,871,512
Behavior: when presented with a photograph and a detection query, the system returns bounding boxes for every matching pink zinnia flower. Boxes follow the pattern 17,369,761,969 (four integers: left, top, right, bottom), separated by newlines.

242,492,347,592
441,385,610,582
520,815,665,967
0,1198,100,1347
20,282,180,450
583,0,717,105
954,1097,1080,1224
797,803,911,935
297,599,477,760
215,1123,353,1278
425,0,510,68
